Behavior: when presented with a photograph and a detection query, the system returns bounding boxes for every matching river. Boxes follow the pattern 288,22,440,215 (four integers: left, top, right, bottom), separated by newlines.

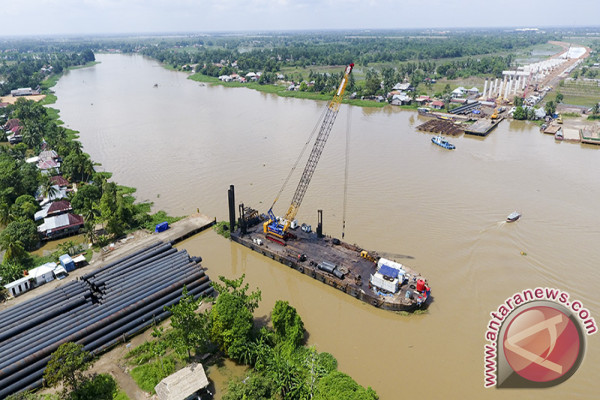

53,54,600,399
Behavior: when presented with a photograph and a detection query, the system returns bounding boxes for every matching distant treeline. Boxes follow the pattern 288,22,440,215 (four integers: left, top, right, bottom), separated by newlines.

0,49,95,95
130,31,553,76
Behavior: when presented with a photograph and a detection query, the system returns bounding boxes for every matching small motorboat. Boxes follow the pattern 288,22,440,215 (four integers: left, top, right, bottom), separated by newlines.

506,211,521,222
555,130,564,141
431,135,455,150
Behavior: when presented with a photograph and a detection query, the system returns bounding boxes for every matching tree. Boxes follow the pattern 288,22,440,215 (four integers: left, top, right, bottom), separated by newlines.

301,347,338,398
443,83,451,95
363,69,381,96
211,274,261,313
513,106,526,120
83,220,97,245
166,286,209,359
39,175,58,201
210,292,254,360
545,100,556,116
556,92,564,103
0,219,38,261
314,371,378,400
0,201,17,227
71,373,117,400
513,96,524,107
70,184,102,215
271,300,304,353
0,260,24,283
44,342,92,393
223,372,277,400
57,240,77,256
13,194,38,220
61,151,94,182
21,120,44,150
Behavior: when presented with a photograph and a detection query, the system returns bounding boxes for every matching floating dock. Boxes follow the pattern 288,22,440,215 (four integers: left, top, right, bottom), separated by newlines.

580,127,600,145
463,117,503,136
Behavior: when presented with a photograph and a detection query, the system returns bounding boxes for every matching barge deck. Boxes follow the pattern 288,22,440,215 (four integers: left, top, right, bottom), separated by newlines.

231,221,430,312
463,117,503,136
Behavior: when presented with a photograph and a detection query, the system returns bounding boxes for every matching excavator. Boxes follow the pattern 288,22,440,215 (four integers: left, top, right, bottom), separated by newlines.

491,107,499,120
263,63,354,244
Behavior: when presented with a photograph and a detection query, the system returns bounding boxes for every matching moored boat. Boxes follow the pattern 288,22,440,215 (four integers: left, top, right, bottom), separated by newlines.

506,211,521,222
431,135,455,150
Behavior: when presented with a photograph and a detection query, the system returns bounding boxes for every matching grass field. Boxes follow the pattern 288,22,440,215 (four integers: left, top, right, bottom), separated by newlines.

552,81,600,107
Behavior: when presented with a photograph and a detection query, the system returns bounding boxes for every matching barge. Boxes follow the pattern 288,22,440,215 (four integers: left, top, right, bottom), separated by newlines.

228,188,431,312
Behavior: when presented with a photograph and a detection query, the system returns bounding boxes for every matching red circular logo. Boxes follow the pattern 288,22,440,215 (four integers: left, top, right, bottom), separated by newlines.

503,306,580,382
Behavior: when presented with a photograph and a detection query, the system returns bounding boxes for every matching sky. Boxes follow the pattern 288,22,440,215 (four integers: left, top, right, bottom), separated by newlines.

0,0,599,36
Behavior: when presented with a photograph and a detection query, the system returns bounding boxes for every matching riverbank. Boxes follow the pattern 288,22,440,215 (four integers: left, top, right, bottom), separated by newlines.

2,57,188,272
188,72,387,108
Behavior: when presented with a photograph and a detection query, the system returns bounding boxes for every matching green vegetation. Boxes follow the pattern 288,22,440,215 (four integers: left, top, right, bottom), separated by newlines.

0,48,95,96
314,371,378,400
44,342,91,393
130,357,177,393
214,221,231,239
553,80,600,107
121,276,376,399
167,286,209,358
32,343,125,400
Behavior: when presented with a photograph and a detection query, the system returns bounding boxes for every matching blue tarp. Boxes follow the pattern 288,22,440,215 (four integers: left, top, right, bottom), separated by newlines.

378,265,399,279
155,222,169,233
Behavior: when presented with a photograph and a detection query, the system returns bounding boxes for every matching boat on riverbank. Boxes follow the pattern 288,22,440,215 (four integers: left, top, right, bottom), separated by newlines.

431,135,455,149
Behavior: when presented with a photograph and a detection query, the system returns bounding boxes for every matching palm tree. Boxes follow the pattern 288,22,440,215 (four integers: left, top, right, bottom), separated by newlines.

0,237,27,263
21,120,44,150
39,175,58,201
0,202,16,227
83,220,96,245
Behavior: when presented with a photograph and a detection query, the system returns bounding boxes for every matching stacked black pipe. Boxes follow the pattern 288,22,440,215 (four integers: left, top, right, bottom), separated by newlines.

0,241,214,398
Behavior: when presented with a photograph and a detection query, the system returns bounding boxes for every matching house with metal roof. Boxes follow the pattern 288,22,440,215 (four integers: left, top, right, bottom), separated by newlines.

35,200,73,221
37,213,84,240
49,175,69,188
155,363,210,400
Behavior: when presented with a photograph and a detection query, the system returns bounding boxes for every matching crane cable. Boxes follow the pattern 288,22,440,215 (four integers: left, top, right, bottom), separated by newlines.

269,105,329,211
341,105,351,239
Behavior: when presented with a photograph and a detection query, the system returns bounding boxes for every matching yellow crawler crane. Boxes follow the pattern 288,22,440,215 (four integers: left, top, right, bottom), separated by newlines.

264,63,354,244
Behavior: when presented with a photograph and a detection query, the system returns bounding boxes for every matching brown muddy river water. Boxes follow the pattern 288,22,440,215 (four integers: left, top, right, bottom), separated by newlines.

53,54,599,399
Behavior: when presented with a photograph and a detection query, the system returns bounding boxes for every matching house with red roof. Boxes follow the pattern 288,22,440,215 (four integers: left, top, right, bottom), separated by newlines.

37,213,84,240
35,199,73,221
50,175,69,188
431,100,445,110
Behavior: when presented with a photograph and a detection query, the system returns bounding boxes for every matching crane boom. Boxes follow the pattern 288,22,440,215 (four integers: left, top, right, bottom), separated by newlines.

265,63,354,239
